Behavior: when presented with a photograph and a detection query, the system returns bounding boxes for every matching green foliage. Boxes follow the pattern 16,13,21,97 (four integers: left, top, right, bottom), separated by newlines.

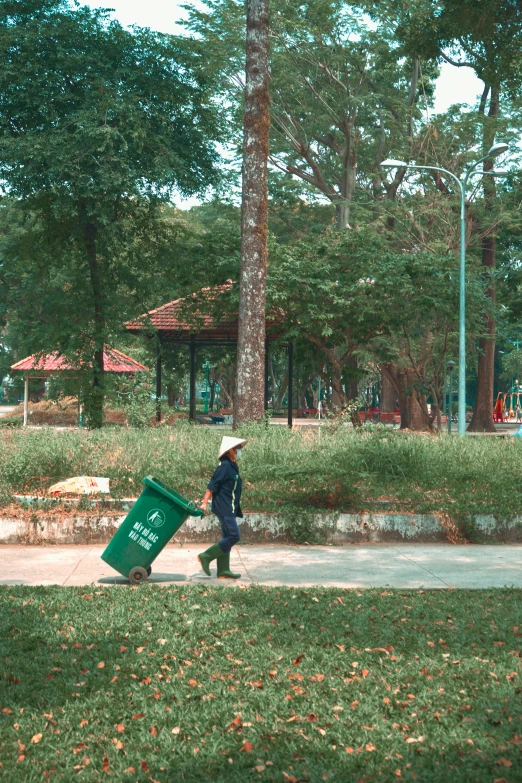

0,0,221,425
182,0,440,226
499,347,522,383
105,372,157,429
1,426,522,524
269,225,488,412
0,584,521,781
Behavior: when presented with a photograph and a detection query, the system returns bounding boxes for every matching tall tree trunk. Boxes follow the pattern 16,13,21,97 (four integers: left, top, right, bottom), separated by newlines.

336,200,350,231
235,0,270,425
468,85,499,433
344,355,359,402
382,364,431,431
81,211,105,429
380,370,396,412
167,383,176,407
275,373,288,412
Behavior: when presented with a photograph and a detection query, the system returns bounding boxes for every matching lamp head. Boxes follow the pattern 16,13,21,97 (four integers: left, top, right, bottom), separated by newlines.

480,169,510,177
487,142,508,158
381,158,408,169
447,360,456,370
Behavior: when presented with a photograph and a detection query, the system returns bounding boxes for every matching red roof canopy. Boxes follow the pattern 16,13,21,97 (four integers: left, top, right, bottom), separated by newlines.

125,284,284,343
11,346,148,375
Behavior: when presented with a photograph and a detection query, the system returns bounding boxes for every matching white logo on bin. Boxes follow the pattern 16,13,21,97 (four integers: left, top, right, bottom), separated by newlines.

147,509,165,528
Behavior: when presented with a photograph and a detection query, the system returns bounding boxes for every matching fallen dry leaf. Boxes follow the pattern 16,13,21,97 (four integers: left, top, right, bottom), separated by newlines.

31,733,42,744
171,727,181,735
115,724,125,733
131,713,145,720
80,719,88,728
97,662,105,669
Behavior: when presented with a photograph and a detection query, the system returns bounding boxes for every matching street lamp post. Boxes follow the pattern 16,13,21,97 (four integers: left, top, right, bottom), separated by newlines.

382,144,509,436
203,360,212,414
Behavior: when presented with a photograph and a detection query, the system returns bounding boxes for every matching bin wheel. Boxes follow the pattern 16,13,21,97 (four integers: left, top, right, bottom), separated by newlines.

146,566,152,576
129,566,148,585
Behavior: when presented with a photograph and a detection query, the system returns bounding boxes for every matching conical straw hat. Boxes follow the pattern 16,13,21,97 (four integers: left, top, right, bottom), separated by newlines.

218,436,247,459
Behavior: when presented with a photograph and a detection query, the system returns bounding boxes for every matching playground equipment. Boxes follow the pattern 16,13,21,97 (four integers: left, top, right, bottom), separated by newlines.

494,391,522,422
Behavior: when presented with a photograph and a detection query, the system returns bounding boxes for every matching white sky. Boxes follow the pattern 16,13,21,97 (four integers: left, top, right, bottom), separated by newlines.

85,0,484,207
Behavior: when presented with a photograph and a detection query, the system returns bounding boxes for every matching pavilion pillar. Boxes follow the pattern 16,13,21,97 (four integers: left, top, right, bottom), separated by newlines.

264,337,269,412
189,335,196,422
287,342,294,429
155,344,162,423
23,375,29,427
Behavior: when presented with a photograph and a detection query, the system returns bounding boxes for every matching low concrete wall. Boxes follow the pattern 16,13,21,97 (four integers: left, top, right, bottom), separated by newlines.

0,511,521,545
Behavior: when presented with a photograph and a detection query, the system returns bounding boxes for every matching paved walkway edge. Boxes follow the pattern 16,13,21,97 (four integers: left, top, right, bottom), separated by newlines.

0,512,521,545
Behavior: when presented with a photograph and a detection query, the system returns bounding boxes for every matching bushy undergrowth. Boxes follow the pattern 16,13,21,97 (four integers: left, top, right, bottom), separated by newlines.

1,423,522,520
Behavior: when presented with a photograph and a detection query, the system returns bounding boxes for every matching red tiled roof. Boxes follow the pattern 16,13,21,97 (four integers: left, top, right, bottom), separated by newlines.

11,346,148,374
125,284,284,341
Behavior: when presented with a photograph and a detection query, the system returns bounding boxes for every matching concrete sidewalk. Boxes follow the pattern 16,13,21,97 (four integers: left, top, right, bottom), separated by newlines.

0,543,521,588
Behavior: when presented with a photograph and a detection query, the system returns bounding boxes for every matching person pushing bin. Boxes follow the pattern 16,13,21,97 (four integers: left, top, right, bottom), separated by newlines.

101,476,203,584
197,436,247,579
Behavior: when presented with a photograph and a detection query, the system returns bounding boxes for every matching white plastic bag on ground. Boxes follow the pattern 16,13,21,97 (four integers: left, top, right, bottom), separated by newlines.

48,476,110,495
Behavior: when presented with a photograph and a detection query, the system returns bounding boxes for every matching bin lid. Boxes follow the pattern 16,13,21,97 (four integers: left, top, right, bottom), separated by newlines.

143,476,203,516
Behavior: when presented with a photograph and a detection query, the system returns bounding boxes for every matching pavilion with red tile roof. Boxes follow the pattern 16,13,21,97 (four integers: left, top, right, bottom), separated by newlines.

11,346,148,426
125,285,294,426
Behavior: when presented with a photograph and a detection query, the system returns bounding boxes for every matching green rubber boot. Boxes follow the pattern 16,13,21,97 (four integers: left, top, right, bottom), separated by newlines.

197,543,224,576
217,550,241,579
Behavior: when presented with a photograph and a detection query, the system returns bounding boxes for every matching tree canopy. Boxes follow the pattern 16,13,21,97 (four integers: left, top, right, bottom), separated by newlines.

0,0,222,424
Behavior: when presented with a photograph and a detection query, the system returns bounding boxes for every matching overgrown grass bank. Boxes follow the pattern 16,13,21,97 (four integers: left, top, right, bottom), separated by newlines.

1,424,522,521
1,585,521,782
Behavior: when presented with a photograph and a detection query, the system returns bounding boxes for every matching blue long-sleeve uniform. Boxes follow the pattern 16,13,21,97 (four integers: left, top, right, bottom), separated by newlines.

207,455,243,518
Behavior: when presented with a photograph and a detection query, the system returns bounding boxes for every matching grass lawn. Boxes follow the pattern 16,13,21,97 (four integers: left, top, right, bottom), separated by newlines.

2,424,522,527
1,585,521,782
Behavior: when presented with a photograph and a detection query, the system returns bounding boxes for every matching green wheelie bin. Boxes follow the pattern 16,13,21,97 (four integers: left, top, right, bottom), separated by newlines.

101,476,203,584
